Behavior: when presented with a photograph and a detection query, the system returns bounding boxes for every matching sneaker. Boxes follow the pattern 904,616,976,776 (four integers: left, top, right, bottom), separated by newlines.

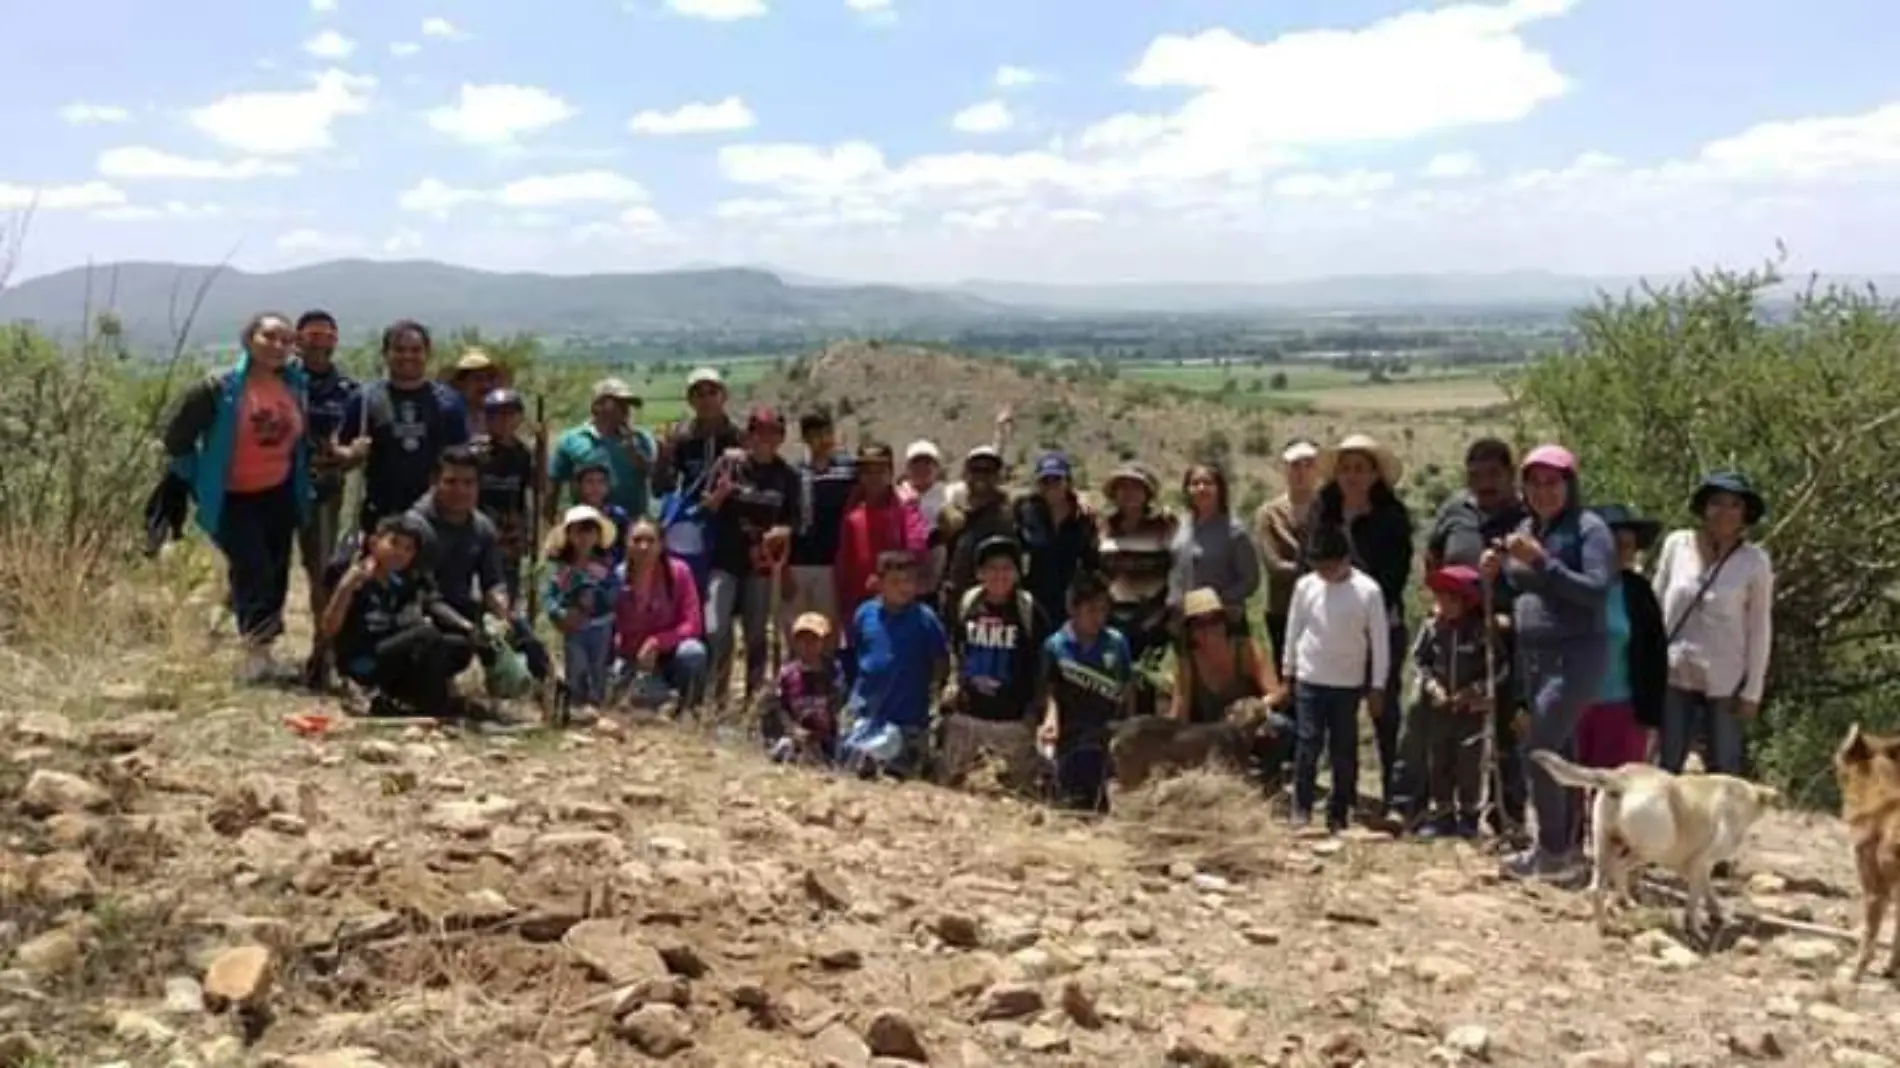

236,648,277,686
1416,814,1455,840
1499,848,1579,881
1454,812,1482,839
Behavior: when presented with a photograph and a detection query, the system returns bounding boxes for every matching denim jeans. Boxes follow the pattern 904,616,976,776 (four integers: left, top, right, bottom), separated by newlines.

705,569,774,705
1053,742,1111,813
1516,641,1607,858
1658,687,1745,776
1293,682,1364,827
218,480,299,645
563,622,614,706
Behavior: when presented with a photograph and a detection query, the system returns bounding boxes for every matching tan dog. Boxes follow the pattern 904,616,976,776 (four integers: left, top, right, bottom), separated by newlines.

1110,698,1277,792
1530,750,1779,939
1834,723,1900,982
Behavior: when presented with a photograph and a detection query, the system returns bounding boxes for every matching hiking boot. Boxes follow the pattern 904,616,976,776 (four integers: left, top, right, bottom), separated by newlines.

1415,814,1456,840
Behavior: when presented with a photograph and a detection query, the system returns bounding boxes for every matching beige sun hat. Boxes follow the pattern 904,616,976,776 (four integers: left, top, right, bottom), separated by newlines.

1102,462,1160,499
1318,433,1404,487
1181,587,1225,622
543,504,618,559
454,349,496,374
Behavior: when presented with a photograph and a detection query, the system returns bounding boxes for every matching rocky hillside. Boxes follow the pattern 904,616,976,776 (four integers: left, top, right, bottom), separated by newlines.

3,678,1897,1068
740,342,1479,513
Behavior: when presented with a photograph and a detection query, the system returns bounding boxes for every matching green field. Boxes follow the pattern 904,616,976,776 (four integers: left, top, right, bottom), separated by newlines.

1119,360,1510,412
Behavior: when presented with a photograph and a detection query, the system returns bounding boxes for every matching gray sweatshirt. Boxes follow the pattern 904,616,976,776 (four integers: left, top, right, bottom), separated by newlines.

1169,513,1263,614
1504,506,1615,648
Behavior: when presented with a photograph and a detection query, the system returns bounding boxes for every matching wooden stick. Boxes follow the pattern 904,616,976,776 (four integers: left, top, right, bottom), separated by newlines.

1634,875,1883,948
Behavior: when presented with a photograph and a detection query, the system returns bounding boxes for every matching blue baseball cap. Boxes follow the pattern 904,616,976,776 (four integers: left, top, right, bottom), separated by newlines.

1034,452,1072,481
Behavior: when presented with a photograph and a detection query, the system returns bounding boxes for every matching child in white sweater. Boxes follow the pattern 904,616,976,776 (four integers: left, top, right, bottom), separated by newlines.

1283,523,1390,831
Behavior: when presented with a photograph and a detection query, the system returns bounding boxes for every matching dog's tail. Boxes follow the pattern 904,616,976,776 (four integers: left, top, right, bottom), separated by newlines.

1529,749,1627,793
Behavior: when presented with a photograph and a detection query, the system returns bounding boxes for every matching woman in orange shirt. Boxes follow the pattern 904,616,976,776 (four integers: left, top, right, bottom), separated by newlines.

163,313,313,684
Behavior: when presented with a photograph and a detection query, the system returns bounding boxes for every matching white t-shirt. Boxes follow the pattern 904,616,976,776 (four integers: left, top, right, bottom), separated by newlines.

1283,568,1389,689
1651,529,1774,703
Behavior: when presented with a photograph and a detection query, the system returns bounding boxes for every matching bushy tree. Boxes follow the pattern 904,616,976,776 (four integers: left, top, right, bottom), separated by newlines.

1509,261,1900,805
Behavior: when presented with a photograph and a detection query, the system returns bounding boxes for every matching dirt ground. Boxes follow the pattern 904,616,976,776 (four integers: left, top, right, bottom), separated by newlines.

3,634,1898,1068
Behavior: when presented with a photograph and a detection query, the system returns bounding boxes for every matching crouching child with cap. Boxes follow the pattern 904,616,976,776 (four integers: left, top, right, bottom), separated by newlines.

765,612,845,765
320,514,469,718
1405,565,1508,838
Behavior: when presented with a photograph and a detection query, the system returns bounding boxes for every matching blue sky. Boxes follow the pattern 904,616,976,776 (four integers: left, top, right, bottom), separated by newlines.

3,0,1898,284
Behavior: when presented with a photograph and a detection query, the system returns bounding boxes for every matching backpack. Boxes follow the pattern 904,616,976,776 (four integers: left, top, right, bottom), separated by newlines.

958,585,1037,640
658,430,723,593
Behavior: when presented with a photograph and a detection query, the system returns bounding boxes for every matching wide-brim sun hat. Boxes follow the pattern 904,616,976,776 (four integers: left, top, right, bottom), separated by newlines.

1181,587,1225,621
1102,463,1159,499
1690,471,1767,525
543,504,618,558
1590,504,1662,550
1318,434,1403,487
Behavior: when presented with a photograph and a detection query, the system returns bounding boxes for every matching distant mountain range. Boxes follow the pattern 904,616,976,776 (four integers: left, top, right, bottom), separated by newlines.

0,260,1003,347
3,259,1893,347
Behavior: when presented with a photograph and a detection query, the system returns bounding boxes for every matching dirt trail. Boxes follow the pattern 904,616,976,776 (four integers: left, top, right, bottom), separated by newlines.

3,672,1898,1068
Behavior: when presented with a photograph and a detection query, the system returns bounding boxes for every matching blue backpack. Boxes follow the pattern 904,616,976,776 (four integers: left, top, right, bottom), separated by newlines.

659,438,722,595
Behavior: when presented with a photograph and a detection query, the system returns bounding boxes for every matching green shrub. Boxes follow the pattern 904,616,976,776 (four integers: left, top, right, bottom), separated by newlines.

1510,260,1900,806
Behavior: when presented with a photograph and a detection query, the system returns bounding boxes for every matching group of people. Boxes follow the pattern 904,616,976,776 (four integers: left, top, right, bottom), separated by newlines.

158,310,1778,879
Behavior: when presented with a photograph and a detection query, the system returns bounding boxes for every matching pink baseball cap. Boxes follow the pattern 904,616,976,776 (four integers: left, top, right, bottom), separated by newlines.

1521,444,1577,474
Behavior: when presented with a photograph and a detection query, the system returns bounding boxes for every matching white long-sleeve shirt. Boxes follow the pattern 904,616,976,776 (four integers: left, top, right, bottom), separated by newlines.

1651,529,1775,703
1282,568,1389,690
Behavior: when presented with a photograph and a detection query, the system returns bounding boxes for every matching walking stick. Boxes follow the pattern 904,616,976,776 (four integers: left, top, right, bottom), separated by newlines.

1474,570,1525,844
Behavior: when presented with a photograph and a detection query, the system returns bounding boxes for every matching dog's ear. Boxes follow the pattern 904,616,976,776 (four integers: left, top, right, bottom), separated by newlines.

1837,723,1872,767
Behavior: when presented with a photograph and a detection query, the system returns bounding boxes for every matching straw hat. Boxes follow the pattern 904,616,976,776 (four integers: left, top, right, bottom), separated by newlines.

454,349,496,375
542,504,618,558
1181,587,1225,622
1318,433,1403,486
791,612,832,640
1102,463,1160,499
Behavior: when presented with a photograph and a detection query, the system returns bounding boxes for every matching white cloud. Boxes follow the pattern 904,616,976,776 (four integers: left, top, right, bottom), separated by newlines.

993,66,1045,89
1271,170,1397,198
420,16,465,39
399,170,650,217
390,42,421,58
427,84,575,145
311,0,338,12
1672,102,1900,182
97,146,298,181
0,181,127,211
190,69,374,156
951,100,1013,135
721,0,1579,216
714,198,791,220
59,103,130,125
1423,152,1482,179
498,170,650,206
628,97,756,136
277,228,364,254
93,201,225,222
382,228,424,255
845,0,892,9
1049,208,1105,224
664,0,767,21
303,30,356,59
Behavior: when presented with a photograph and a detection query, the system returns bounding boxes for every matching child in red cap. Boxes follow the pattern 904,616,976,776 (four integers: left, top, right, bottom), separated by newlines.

1407,564,1508,838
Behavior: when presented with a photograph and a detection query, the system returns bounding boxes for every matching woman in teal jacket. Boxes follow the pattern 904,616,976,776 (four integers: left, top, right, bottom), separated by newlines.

162,313,313,684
